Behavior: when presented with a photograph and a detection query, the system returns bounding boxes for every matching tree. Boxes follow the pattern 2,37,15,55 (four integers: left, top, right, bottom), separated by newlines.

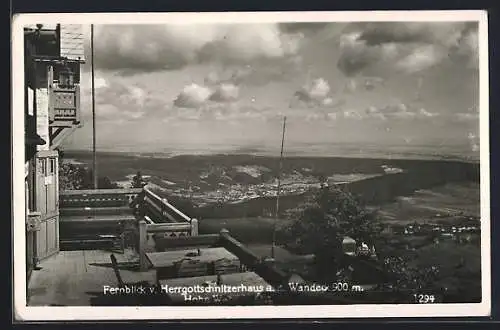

317,173,328,188
97,175,119,189
278,186,384,280
59,163,90,190
55,147,64,165
59,163,118,190
380,255,441,294
131,171,147,188
280,186,383,251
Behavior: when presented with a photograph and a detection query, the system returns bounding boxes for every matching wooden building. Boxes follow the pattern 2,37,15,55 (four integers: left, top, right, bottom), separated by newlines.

24,24,85,281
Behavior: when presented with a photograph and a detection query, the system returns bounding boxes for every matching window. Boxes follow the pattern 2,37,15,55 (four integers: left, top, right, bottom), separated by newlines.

49,158,55,175
58,69,75,88
37,159,46,176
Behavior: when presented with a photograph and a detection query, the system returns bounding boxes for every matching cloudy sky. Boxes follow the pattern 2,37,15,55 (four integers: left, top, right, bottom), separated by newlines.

63,21,480,157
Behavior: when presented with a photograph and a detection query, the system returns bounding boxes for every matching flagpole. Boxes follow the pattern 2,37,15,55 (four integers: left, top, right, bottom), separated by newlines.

272,116,286,259
91,24,98,189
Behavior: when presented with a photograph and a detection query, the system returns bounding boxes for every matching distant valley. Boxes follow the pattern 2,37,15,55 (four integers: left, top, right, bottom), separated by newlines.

61,150,480,220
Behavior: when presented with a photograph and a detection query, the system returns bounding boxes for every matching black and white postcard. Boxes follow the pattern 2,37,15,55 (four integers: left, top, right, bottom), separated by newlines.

12,11,491,320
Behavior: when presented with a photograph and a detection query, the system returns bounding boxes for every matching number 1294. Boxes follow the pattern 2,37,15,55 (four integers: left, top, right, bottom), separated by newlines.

413,294,436,303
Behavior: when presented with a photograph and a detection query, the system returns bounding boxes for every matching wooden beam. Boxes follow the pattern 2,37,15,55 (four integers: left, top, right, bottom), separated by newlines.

36,150,58,157
49,121,77,128
218,230,288,288
154,234,220,251
59,206,134,216
50,126,76,149
60,188,143,195
146,223,191,233
110,254,125,288
49,126,64,141
143,188,191,222
139,220,149,271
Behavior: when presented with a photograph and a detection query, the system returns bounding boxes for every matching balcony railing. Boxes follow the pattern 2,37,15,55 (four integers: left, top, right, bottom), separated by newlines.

59,187,198,252
141,187,192,223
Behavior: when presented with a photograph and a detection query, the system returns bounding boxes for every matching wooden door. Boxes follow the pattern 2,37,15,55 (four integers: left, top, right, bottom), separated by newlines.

34,154,59,261
25,178,35,282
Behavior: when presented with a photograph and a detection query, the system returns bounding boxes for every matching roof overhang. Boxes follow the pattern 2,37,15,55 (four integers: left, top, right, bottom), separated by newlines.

25,133,46,146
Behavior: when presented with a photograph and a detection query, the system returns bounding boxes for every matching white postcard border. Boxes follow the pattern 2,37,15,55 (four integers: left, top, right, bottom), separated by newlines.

12,10,491,321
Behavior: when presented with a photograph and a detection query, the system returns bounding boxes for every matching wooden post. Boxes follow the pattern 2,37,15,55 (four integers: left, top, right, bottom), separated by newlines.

139,220,148,271
220,228,229,236
161,198,168,220
191,218,198,236
263,257,276,267
272,116,286,259
110,254,124,288
36,83,50,151
91,24,98,189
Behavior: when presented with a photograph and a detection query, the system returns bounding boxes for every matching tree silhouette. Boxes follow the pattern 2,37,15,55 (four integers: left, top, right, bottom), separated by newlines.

131,171,147,188
59,163,118,190
278,186,384,280
380,255,440,293
277,185,447,296
282,186,383,249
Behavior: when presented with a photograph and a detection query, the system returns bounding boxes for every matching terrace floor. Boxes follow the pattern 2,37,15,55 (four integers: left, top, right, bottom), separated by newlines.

27,249,156,306
26,242,313,306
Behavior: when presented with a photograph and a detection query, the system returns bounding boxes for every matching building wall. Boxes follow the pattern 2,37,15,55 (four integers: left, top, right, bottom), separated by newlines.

35,89,49,151
25,24,84,271
24,24,85,61
24,24,58,30
59,25,85,61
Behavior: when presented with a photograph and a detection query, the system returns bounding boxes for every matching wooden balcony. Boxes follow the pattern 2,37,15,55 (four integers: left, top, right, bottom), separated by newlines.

24,24,85,150
59,187,197,251
47,65,82,149
30,187,394,306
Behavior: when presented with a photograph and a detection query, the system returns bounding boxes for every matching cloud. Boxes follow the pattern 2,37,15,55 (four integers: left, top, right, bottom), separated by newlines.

79,77,153,122
362,76,384,91
166,101,271,123
278,22,330,34
356,22,465,47
291,78,341,108
209,83,240,102
326,112,339,121
219,104,270,122
468,132,479,152
277,101,440,124
198,25,302,63
92,24,304,74
96,83,148,110
321,98,335,106
417,108,439,118
305,78,330,99
204,71,223,85
456,112,479,121
342,110,364,120
337,22,479,77
173,79,240,109
173,83,213,108
343,76,384,92
93,76,108,89
204,56,303,87
305,112,327,122
456,27,479,68
344,79,357,93
396,45,446,73
337,32,401,76
82,101,145,123
361,103,439,120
